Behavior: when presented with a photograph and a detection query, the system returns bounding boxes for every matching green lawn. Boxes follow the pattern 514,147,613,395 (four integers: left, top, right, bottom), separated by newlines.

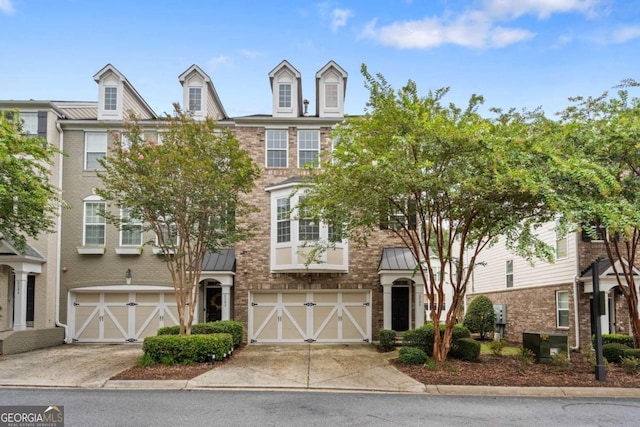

480,342,520,356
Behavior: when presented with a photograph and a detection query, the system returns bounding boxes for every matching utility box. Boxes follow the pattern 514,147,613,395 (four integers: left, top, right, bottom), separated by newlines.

522,332,569,364
493,304,507,325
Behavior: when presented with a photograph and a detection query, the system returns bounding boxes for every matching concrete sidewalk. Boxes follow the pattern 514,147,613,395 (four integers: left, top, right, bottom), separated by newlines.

1,343,640,397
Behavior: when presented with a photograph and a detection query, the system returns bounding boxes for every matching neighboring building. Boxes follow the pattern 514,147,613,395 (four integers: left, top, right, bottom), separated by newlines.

1,60,429,351
0,102,66,354
467,220,637,350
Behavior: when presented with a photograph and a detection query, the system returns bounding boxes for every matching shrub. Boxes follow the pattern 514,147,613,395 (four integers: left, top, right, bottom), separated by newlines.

624,348,640,360
592,333,634,347
378,329,397,351
398,346,428,365
515,345,535,373
143,333,234,364
402,322,471,357
135,352,156,368
463,296,496,340
450,338,481,361
621,357,640,375
488,339,507,356
602,343,631,363
551,351,571,371
157,321,243,348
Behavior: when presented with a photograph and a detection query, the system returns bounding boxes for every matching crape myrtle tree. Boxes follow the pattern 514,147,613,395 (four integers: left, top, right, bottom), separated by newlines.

97,107,260,334
559,81,640,347
300,66,563,361
0,111,61,252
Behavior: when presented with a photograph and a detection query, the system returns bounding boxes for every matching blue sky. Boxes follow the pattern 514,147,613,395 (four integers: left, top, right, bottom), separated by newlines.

1,0,639,117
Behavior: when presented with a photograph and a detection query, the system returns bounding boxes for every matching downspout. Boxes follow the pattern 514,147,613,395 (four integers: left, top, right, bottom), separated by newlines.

54,120,69,343
571,231,580,350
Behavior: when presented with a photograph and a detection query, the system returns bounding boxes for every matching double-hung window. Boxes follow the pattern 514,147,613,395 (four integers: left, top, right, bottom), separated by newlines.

556,291,569,328
276,198,291,243
325,83,338,108
104,87,118,111
298,197,319,241
505,260,514,288
85,132,107,169
266,130,288,168
189,87,202,111
278,84,291,108
84,200,106,245
555,219,568,259
19,112,38,136
298,130,319,168
120,209,142,246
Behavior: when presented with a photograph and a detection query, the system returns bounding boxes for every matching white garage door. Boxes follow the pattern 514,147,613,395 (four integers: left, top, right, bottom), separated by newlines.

70,286,179,343
249,291,371,343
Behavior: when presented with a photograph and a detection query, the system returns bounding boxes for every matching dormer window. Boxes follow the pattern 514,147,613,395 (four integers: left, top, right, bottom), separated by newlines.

104,87,118,110
189,87,202,111
279,84,292,108
325,83,338,108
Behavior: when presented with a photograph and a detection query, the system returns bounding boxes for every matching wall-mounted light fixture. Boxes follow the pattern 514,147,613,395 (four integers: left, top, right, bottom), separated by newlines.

125,268,132,285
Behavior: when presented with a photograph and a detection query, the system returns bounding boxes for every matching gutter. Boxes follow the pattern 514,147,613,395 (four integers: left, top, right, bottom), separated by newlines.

571,231,580,350
54,120,69,343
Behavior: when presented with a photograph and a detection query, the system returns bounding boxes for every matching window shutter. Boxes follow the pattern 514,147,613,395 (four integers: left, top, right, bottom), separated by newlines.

581,228,591,242
408,199,417,230
37,111,47,137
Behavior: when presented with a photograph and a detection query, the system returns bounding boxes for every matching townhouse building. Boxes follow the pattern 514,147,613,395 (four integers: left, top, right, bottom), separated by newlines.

1,60,428,352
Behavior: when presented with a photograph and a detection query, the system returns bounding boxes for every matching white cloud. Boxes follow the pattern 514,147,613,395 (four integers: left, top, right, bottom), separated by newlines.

0,0,14,14
611,25,640,44
207,56,231,71
240,49,264,59
360,0,599,49
331,8,353,32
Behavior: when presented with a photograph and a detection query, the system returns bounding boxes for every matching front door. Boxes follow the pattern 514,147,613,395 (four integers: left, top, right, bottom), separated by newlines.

206,287,222,322
391,286,410,331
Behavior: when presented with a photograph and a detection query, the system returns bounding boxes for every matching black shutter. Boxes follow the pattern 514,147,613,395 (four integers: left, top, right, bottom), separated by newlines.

408,199,417,230
37,111,47,138
581,228,591,242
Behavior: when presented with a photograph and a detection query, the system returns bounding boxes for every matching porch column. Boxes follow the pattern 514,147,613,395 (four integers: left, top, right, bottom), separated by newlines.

13,271,28,330
220,283,232,321
414,282,425,328
382,282,393,330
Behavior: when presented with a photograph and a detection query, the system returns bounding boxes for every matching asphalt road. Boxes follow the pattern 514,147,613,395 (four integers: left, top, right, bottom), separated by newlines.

1,389,639,426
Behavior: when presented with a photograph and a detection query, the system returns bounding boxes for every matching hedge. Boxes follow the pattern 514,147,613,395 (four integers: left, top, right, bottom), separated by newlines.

157,320,243,347
398,346,428,365
402,322,471,356
592,333,634,347
143,333,234,364
378,329,397,351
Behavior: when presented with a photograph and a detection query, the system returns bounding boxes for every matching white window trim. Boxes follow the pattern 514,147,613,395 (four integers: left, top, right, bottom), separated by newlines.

266,129,289,168
297,129,320,168
188,86,203,112
84,132,107,170
119,208,143,247
556,290,570,329
80,196,106,252
505,260,513,288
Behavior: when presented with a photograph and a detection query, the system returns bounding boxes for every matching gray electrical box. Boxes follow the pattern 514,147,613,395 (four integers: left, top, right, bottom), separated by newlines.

493,304,507,325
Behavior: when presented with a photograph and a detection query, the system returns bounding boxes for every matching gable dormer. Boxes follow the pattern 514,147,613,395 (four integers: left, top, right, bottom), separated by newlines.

93,64,157,121
268,60,302,118
178,65,227,121
315,61,347,118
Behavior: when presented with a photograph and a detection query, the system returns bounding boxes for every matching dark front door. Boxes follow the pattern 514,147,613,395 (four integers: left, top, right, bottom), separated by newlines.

391,286,410,331
26,275,35,325
206,287,222,322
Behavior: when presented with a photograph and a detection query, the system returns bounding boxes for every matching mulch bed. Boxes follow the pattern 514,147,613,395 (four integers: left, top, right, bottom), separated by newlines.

390,352,640,388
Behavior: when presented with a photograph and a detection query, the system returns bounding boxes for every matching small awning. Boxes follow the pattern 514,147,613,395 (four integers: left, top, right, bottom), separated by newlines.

201,249,235,272
378,247,418,271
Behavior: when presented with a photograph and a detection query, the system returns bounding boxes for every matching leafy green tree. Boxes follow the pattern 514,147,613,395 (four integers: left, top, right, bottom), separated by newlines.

463,295,496,340
97,107,260,334
0,111,60,251
301,65,562,361
558,81,640,347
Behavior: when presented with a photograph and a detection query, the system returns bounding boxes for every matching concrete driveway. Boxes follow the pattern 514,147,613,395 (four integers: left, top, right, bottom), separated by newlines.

0,343,143,388
188,344,425,392
0,343,424,392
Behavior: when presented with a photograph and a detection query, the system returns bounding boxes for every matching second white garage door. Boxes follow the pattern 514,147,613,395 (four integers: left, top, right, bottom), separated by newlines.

249,291,371,343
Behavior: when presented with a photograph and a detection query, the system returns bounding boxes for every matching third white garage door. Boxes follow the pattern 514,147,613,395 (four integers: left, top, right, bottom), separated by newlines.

249,291,371,343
